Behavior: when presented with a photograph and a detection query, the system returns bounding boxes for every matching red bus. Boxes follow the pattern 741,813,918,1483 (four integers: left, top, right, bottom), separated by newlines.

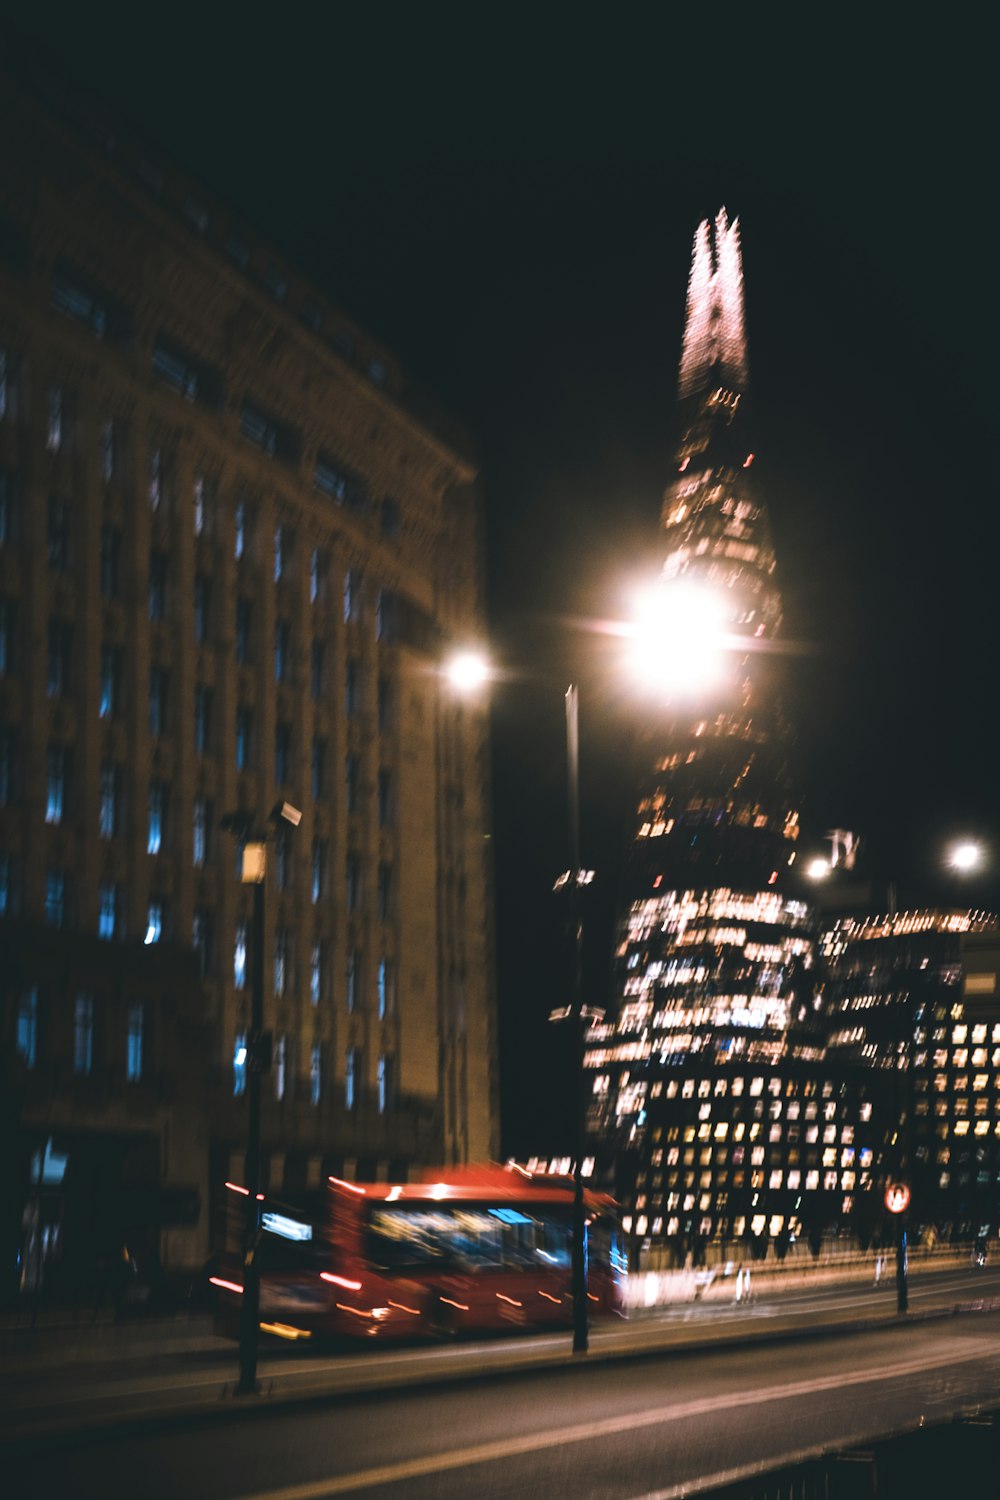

211,1163,627,1343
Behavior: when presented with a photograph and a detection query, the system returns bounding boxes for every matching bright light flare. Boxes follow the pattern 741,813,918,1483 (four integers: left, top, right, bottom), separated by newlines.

948,840,984,873
443,649,491,695
805,857,831,881
626,581,731,695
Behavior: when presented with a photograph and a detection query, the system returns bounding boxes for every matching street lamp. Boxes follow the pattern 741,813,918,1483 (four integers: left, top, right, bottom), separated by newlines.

443,650,597,1354
220,799,301,1397
947,840,985,874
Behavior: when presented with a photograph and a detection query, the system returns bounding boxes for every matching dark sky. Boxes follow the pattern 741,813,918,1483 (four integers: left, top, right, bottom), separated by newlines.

7,10,998,1153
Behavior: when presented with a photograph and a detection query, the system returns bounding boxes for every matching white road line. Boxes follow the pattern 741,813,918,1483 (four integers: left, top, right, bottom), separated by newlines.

230,1336,989,1500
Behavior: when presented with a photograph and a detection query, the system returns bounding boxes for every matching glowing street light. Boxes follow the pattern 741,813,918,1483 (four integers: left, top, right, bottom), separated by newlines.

443,649,491,694
805,857,832,881
947,840,984,874
625,580,733,696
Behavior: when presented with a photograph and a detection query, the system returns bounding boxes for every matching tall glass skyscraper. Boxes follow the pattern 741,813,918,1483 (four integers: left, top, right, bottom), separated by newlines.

586,212,848,1266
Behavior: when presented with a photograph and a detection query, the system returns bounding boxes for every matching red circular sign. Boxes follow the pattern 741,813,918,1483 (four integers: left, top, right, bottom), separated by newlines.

885,1182,911,1215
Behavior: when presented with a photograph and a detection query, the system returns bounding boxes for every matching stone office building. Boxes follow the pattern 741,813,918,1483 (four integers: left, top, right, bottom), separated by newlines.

0,55,497,1297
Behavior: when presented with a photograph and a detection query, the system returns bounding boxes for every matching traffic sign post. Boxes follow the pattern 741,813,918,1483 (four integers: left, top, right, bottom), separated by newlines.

885,1181,910,1315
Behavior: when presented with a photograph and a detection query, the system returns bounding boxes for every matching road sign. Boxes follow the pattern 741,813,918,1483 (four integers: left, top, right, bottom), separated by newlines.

885,1181,911,1215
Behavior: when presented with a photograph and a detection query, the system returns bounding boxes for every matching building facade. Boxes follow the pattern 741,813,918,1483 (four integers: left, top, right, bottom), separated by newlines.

0,59,497,1297
822,908,1000,1243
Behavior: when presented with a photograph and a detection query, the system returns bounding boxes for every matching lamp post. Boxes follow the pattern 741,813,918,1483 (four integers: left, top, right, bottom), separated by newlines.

221,800,301,1397
443,653,597,1353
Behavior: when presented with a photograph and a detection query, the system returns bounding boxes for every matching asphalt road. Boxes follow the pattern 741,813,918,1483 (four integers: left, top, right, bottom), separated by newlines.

8,1281,1000,1498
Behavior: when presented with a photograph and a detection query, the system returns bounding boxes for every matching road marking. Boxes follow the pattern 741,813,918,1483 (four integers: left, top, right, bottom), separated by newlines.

230,1337,989,1500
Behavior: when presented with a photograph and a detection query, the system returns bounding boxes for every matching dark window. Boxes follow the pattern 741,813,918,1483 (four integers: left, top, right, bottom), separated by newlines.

275,619,290,682
194,574,210,643
240,401,299,462
311,736,326,801
0,469,16,544
225,234,249,269
149,550,167,621
0,599,16,675
152,338,223,409
236,706,252,770
311,640,325,701
193,908,214,978
377,862,392,922
236,599,252,664
310,548,328,603
300,297,323,332
367,359,386,387
47,498,69,571
51,261,131,342
0,726,18,806
275,722,292,785
380,497,401,538
100,525,121,598
346,853,361,912
149,665,168,736
315,453,368,513
195,685,212,754
182,197,208,233
345,657,360,716
345,754,360,814
377,769,392,828
263,264,287,301
47,621,71,697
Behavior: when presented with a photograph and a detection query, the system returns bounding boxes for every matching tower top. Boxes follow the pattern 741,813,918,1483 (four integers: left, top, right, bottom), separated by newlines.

677,208,748,400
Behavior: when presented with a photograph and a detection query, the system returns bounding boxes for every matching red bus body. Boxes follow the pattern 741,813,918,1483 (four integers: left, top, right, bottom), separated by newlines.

212,1163,627,1343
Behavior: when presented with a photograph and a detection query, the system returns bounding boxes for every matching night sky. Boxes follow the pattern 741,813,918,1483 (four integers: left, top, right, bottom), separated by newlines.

6,11,997,1154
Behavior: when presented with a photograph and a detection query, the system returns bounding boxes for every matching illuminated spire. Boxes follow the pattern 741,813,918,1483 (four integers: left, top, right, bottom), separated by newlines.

677,207,748,399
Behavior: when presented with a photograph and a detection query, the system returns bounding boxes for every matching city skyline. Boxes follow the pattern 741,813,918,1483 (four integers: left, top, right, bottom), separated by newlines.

2,15,997,1158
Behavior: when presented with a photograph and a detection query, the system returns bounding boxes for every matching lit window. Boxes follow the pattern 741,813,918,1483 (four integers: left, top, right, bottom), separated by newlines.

378,958,392,1019
17,988,38,1068
126,1002,144,1081
346,1047,360,1110
45,869,65,928
274,1034,286,1101
74,993,94,1076
45,745,66,824
98,881,118,940
234,922,247,989
46,385,63,452
310,1043,322,1105
347,949,358,1012
274,928,288,997
344,568,359,624
311,838,327,904
193,796,208,867
275,619,290,682
235,501,247,559
145,902,163,945
147,782,166,854
233,1031,247,1096
310,942,323,1006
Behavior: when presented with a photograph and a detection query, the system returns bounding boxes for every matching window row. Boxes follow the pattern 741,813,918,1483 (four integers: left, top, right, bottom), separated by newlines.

233,1032,395,1113
15,986,147,1081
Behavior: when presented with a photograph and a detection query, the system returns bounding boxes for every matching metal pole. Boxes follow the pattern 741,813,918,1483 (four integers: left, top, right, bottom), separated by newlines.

566,684,589,1356
236,872,264,1395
